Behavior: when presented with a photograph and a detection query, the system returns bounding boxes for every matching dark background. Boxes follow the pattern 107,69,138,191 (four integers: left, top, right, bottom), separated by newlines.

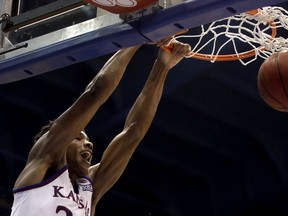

1,1,288,216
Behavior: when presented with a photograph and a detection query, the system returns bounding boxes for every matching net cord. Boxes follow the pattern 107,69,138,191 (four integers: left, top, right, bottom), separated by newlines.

164,6,288,65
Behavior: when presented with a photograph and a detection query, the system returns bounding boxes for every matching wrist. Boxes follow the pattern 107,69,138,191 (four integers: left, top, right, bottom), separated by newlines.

155,59,171,71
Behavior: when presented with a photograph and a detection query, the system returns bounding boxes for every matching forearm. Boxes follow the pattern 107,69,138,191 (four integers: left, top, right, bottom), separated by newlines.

85,46,140,101
124,59,169,135
124,41,190,131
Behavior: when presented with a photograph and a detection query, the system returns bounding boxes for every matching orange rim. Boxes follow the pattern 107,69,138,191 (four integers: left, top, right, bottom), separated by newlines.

188,49,258,61
245,8,260,15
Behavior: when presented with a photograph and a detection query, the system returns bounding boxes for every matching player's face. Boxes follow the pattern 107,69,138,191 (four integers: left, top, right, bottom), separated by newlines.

66,131,93,176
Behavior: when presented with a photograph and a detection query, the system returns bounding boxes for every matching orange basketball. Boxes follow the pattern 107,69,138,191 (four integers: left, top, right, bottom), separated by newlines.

257,51,288,112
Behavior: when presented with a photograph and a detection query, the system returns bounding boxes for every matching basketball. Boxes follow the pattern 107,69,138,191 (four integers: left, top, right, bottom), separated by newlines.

257,51,288,112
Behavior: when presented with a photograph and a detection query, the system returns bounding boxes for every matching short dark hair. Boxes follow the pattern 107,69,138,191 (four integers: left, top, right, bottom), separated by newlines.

33,120,55,144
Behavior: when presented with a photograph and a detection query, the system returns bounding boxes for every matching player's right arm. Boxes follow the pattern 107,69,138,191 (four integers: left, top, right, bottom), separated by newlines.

13,46,141,189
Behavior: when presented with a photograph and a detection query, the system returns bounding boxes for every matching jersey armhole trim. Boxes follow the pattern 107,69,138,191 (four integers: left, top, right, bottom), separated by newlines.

13,165,68,194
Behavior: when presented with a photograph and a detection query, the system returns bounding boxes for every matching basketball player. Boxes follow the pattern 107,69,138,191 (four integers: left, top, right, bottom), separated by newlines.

10,38,191,216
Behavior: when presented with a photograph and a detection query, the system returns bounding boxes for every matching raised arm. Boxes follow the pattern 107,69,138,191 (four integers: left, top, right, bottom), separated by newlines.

14,45,141,189
90,41,191,212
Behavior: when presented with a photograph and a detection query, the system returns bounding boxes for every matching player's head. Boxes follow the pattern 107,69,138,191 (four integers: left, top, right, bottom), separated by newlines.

34,120,93,176
66,131,93,176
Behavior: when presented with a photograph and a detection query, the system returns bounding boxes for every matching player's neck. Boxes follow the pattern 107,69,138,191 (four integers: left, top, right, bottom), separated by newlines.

69,172,78,187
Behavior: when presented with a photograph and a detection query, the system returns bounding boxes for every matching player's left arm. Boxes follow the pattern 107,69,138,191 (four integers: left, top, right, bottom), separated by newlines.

88,40,191,215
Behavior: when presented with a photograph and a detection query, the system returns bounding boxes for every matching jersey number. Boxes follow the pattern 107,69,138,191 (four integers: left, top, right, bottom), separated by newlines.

56,205,73,216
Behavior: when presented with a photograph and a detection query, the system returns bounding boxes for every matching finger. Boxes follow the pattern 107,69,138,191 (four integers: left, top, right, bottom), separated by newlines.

182,44,192,55
173,43,191,57
157,37,174,47
172,42,187,56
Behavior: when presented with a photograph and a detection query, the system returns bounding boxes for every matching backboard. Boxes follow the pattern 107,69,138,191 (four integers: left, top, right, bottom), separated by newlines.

0,0,288,84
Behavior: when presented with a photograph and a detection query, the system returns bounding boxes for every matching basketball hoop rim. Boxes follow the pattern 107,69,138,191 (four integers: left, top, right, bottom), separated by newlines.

164,8,278,62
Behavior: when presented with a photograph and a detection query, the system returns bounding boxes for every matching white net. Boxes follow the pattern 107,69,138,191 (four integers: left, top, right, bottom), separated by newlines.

169,6,288,65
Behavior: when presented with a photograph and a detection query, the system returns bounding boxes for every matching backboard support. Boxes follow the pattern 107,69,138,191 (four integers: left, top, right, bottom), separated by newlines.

0,0,287,84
